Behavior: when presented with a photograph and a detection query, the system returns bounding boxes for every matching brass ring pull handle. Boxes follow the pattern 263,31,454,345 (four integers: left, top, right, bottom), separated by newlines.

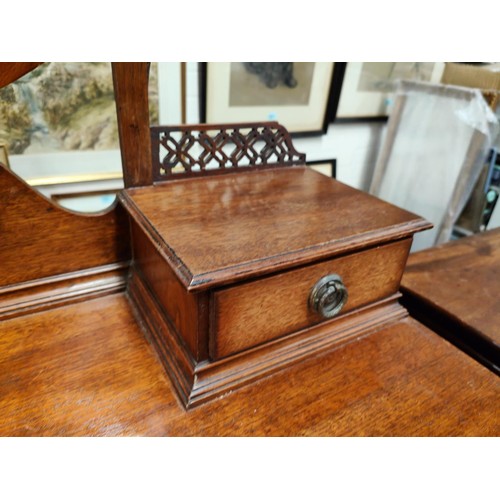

309,274,348,319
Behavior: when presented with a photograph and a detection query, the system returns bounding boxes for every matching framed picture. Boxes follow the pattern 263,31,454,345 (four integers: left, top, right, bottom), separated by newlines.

336,62,446,121
306,159,336,178
200,62,346,136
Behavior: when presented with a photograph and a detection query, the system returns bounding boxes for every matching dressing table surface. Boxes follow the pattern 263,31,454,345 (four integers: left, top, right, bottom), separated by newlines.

402,228,500,374
0,293,497,436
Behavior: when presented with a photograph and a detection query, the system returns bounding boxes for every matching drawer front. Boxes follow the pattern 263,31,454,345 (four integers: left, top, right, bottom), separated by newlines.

210,238,412,359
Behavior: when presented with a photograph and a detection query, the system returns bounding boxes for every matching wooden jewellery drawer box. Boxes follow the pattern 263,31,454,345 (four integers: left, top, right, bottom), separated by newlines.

119,123,431,408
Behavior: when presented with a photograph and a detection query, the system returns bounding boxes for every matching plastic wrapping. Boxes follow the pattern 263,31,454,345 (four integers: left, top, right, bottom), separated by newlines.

370,80,499,251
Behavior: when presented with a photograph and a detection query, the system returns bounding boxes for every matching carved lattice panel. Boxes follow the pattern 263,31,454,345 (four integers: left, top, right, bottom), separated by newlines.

151,122,306,181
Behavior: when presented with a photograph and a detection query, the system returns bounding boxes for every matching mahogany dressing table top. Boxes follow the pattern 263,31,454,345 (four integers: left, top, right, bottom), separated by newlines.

0,293,498,436
401,228,500,374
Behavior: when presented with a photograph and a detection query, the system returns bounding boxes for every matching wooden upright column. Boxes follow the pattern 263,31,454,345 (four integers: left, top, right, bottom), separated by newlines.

112,62,153,187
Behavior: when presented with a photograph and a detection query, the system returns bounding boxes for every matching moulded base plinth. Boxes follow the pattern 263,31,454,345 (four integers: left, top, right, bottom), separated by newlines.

128,268,408,409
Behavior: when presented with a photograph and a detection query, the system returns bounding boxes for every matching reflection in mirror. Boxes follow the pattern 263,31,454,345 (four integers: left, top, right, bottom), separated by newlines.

0,62,161,213
53,193,118,214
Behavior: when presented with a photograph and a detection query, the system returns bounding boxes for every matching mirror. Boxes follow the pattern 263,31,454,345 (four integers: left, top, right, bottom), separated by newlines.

0,62,165,213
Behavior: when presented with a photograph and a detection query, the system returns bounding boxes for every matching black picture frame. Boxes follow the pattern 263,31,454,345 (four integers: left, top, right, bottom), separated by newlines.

306,159,336,179
199,62,346,137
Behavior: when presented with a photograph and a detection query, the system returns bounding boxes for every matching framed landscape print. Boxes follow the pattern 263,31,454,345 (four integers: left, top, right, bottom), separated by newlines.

336,62,446,121
200,62,346,136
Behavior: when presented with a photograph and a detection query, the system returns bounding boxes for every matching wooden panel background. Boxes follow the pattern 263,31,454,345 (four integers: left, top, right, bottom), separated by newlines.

0,166,130,289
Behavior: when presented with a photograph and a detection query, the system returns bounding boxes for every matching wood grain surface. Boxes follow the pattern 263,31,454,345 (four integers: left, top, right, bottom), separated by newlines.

212,238,411,358
112,62,153,187
121,167,431,290
0,62,43,88
0,294,497,436
130,219,208,361
130,260,408,407
401,228,500,373
0,262,128,320
0,166,130,289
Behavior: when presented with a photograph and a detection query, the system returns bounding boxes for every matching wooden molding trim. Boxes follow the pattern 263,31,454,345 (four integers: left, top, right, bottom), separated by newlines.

128,267,196,404
128,268,408,409
0,262,129,320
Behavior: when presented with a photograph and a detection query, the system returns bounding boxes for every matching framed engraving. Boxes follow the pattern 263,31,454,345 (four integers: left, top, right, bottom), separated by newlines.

200,62,346,136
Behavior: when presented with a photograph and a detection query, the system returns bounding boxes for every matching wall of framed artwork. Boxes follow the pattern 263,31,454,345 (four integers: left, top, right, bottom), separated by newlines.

157,62,184,125
336,62,446,121
5,62,391,202
0,62,137,156
199,62,346,136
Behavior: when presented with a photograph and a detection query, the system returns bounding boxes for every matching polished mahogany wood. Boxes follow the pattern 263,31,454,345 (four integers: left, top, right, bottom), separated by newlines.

0,262,127,320
120,167,432,291
112,62,153,187
151,122,306,181
0,64,131,319
0,294,497,436
130,219,208,361
0,62,43,88
0,166,130,295
2,62,494,436
130,264,408,407
212,238,411,358
401,229,500,374
121,166,431,406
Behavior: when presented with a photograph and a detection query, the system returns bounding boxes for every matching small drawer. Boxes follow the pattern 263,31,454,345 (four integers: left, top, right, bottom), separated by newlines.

210,238,412,359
